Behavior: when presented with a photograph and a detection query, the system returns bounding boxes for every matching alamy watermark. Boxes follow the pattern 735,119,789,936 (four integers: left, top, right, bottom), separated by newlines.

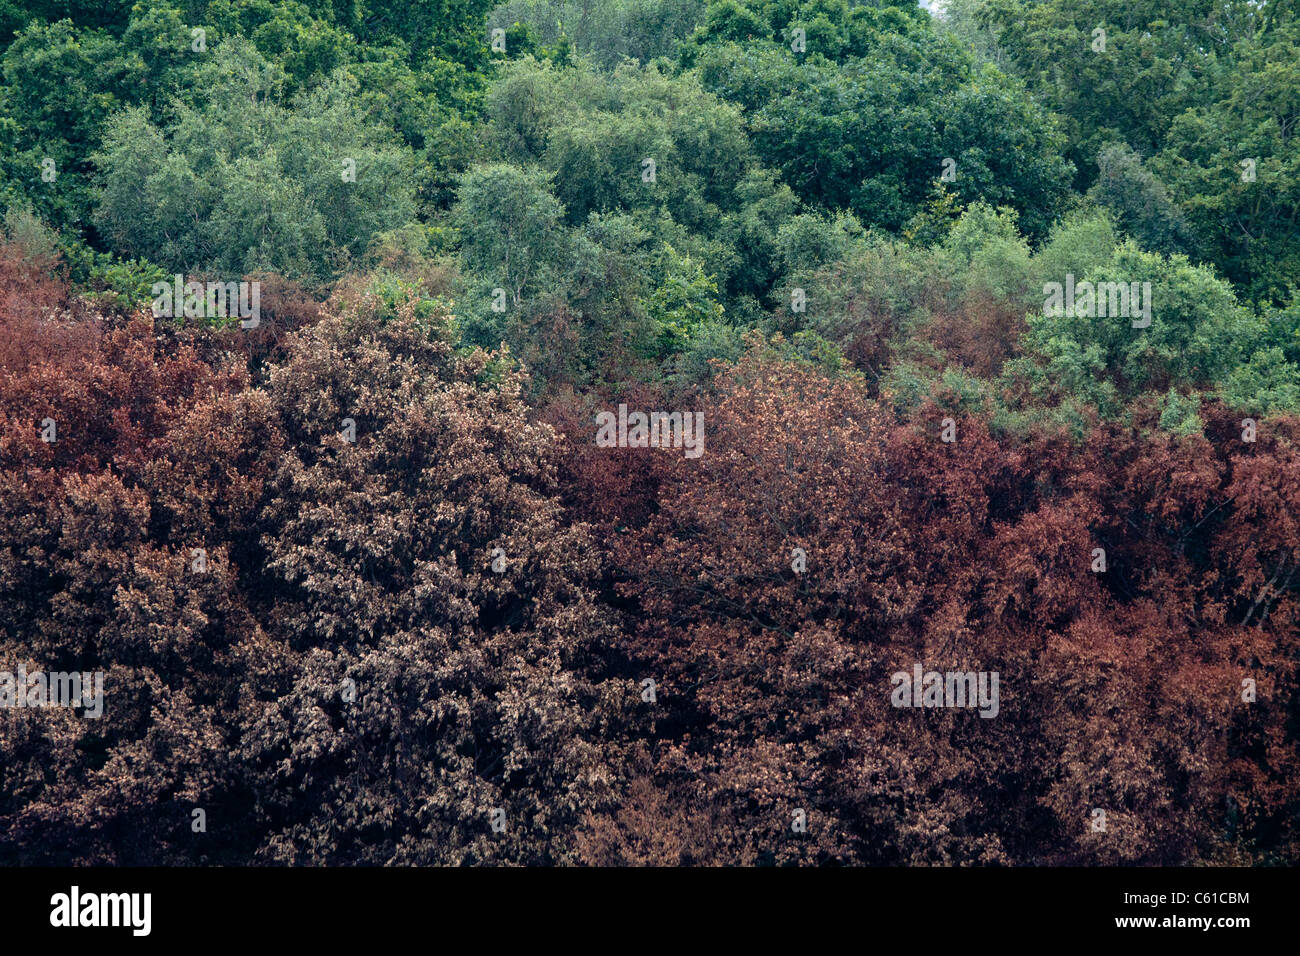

595,404,704,458
1044,274,1151,328
1,664,104,718
891,663,999,718
151,275,260,328
50,886,150,936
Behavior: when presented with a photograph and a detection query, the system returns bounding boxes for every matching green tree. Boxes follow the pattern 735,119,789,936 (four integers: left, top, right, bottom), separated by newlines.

93,39,417,281
980,0,1264,187
1152,18,1300,303
692,19,1073,238
1014,242,1256,416
0,19,134,230
644,243,725,358
453,161,569,311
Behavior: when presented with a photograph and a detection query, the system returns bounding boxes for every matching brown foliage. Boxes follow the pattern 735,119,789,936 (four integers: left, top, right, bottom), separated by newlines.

595,344,1300,865
241,286,629,864
0,292,277,862
2,264,1297,866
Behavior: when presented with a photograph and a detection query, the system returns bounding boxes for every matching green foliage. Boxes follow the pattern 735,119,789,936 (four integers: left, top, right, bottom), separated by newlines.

880,359,995,417
980,0,1261,184
1088,143,1194,257
0,18,135,229
982,0,1299,302
644,244,725,358
490,0,707,67
1152,19,1300,303
453,55,808,391
775,209,864,274
782,230,939,365
0,1,135,52
937,0,1010,68
901,183,964,248
1219,347,1300,415
1,201,57,259
201,0,355,92
1155,387,1205,437
691,8,1074,238
93,40,417,282
1020,242,1256,412
1031,208,1119,288
354,0,496,68
485,55,783,297
937,201,1033,305
69,245,168,311
453,162,569,309
688,0,930,57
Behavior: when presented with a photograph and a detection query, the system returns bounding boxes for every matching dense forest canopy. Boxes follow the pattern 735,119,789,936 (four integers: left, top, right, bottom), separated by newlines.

1,0,1297,865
